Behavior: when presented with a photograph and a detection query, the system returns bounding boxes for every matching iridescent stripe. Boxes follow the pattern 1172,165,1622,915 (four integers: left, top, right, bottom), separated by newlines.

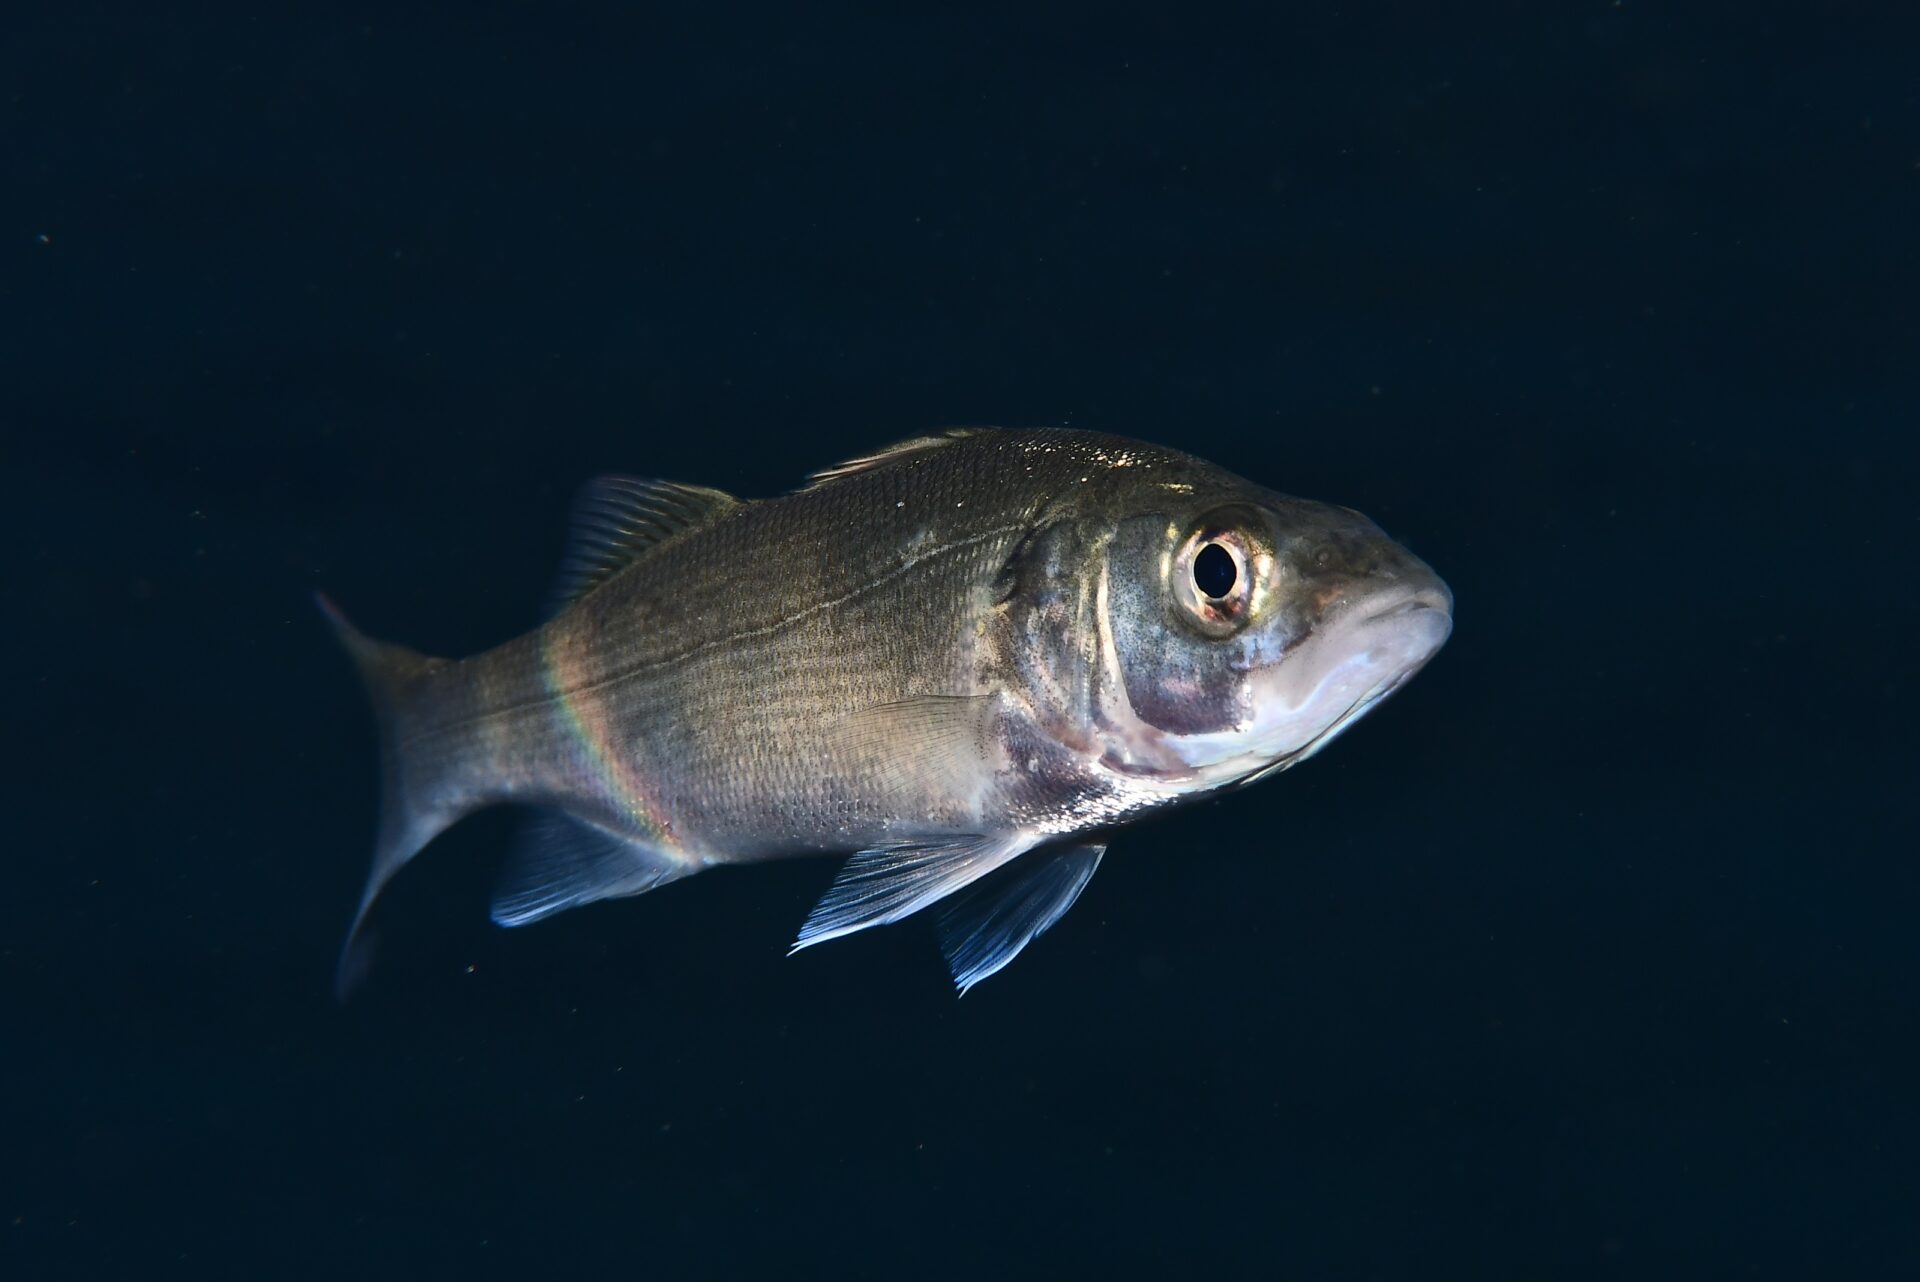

539,628,675,848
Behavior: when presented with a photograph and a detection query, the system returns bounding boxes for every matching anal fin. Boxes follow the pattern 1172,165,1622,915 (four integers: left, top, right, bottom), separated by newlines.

491,809,692,927
937,844,1105,994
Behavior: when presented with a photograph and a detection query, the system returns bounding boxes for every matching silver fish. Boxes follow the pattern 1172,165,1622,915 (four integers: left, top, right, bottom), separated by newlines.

323,428,1452,993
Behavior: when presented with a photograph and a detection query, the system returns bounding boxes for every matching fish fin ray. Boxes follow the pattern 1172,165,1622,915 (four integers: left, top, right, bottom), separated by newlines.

832,695,1000,806
491,810,693,927
546,475,742,616
936,843,1104,994
791,832,1036,952
801,428,987,488
318,592,462,1000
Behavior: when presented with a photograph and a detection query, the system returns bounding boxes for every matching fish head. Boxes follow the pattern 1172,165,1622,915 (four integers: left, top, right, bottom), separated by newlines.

1063,468,1453,791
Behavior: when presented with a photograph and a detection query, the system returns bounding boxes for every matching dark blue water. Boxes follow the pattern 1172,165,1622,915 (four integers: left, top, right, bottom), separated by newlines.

8,5,1916,1278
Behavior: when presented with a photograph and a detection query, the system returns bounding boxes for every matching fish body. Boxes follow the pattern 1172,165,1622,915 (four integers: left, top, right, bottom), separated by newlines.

325,428,1452,992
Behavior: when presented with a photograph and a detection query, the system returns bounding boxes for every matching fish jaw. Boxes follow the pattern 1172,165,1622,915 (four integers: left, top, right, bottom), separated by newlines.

1158,582,1454,786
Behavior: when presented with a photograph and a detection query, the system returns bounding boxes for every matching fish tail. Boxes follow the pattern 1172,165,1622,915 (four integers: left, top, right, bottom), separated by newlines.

316,591,459,999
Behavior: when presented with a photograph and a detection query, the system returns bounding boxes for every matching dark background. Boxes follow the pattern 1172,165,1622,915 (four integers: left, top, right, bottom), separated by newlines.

6,4,1915,1279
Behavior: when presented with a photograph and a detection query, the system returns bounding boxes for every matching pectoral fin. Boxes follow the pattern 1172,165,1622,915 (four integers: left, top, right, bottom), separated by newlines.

937,843,1105,994
831,695,1002,805
791,833,1037,952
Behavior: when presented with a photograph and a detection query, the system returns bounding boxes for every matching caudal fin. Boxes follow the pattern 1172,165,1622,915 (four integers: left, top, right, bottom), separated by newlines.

317,592,460,999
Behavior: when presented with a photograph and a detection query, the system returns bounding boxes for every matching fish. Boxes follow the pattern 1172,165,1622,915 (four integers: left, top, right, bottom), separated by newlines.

321,427,1453,995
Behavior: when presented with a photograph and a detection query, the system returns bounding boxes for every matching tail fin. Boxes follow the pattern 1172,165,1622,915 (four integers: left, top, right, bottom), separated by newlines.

317,592,459,999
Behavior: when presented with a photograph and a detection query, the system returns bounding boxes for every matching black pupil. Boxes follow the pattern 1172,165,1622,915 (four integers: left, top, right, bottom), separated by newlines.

1193,542,1237,599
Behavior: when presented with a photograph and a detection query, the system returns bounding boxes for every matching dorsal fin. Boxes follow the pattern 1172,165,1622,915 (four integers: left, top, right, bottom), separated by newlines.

547,475,740,616
803,428,986,488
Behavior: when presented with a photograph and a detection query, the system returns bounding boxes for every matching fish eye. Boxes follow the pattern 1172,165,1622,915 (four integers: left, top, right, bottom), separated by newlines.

1193,543,1237,599
1172,517,1264,637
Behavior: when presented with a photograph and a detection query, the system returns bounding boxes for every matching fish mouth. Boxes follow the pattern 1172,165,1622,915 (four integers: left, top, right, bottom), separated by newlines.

1207,582,1453,787
1358,583,1455,627
1275,584,1450,707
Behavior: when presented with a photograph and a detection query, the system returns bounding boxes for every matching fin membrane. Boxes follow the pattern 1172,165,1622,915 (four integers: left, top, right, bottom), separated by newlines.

831,695,999,806
318,591,460,1001
937,844,1105,994
547,475,741,616
792,833,1036,952
492,810,692,927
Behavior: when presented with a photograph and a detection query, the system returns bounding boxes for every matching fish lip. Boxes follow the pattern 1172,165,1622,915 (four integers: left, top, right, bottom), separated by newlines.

1359,584,1454,626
